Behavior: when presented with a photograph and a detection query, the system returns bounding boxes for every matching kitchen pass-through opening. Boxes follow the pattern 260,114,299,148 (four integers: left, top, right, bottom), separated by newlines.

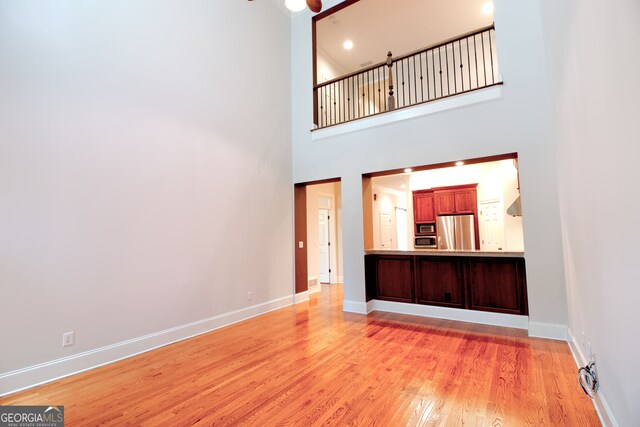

362,153,524,253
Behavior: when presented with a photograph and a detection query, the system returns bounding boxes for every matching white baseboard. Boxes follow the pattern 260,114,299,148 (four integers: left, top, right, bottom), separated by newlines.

342,299,368,314
367,300,528,330
294,291,309,303
337,276,344,284
567,330,619,427
528,321,567,341
0,295,293,397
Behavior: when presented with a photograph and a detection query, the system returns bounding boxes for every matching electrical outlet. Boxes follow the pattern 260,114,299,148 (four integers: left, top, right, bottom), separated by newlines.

247,291,253,301
62,331,74,347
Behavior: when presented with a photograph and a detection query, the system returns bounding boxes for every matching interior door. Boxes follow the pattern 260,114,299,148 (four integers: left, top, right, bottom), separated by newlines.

380,212,392,248
479,200,505,251
318,209,331,283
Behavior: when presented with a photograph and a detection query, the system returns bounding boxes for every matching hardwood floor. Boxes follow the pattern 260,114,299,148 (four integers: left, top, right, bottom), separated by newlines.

0,285,600,426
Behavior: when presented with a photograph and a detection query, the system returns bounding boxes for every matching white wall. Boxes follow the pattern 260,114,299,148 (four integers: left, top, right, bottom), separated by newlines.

292,0,568,332
539,0,640,425
0,0,292,386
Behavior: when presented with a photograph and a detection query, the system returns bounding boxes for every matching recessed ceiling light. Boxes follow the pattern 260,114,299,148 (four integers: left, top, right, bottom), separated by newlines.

455,161,465,167
404,168,412,173
285,0,306,12
343,40,354,50
482,2,494,15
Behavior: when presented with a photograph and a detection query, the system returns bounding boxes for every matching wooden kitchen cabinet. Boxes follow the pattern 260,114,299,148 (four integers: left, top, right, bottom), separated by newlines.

434,184,478,215
466,258,527,315
454,189,477,214
434,191,456,215
373,256,414,303
365,254,528,315
415,257,464,308
413,190,435,224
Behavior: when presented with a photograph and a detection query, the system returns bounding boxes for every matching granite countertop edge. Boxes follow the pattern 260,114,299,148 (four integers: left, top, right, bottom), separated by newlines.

364,249,525,257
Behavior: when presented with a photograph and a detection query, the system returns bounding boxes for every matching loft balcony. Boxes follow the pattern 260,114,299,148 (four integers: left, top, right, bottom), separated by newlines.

313,25,502,130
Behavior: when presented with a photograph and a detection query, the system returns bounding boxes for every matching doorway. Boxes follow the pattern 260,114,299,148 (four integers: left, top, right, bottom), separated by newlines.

294,179,343,300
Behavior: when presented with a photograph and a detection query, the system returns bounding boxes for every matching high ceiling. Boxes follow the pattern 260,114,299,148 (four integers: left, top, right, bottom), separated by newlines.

316,0,493,76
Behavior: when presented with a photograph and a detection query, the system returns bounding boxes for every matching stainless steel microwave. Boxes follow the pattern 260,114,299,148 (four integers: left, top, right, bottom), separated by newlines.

415,236,437,248
417,224,436,234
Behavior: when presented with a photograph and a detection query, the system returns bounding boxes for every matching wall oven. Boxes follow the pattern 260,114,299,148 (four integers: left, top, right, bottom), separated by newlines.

414,235,437,248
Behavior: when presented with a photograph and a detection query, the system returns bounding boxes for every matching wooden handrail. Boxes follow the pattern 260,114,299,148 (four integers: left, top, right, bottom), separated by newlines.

314,24,495,90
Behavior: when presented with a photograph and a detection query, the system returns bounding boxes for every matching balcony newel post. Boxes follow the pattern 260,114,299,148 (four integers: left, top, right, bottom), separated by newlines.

386,51,395,111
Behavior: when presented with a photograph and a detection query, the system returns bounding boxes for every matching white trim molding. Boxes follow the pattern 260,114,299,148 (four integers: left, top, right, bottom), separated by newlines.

367,299,528,330
294,291,309,304
342,300,368,314
528,321,567,341
312,85,503,141
0,295,293,397
567,330,619,427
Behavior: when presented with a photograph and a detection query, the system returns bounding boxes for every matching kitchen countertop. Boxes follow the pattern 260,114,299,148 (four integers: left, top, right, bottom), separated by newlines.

365,249,525,258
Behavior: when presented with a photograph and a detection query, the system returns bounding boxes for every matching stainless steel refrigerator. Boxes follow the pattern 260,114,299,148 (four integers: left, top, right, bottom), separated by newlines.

436,215,476,250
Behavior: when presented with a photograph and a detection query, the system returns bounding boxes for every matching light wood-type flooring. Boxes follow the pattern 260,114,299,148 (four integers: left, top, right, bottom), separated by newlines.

1,285,600,426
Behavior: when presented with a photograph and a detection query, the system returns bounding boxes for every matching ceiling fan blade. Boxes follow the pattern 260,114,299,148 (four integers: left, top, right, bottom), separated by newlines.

306,0,322,13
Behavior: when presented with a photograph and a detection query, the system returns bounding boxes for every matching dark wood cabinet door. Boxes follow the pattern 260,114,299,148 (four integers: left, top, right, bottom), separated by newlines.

454,189,477,214
376,256,414,303
415,257,464,308
467,258,526,314
434,191,456,215
413,192,435,223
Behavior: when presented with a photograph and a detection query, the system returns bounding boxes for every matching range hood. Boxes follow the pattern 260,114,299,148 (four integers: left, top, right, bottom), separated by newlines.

507,196,522,217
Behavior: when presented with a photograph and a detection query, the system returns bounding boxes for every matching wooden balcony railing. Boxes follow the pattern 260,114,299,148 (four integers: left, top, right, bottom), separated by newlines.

313,25,502,129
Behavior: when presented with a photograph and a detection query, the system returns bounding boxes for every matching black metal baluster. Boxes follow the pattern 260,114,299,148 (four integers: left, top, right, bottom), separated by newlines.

405,58,410,106
489,29,495,84
394,61,399,107
320,86,327,127
412,56,417,105
438,46,443,97
432,48,437,99
368,70,372,115
473,35,479,88
445,43,451,95
355,73,359,118
481,31,487,86
466,37,471,89
451,42,457,94
400,59,408,107
352,75,355,119
332,83,335,124
341,79,344,123
459,40,464,92
364,71,369,115
419,52,424,102
377,66,381,113
426,51,431,100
